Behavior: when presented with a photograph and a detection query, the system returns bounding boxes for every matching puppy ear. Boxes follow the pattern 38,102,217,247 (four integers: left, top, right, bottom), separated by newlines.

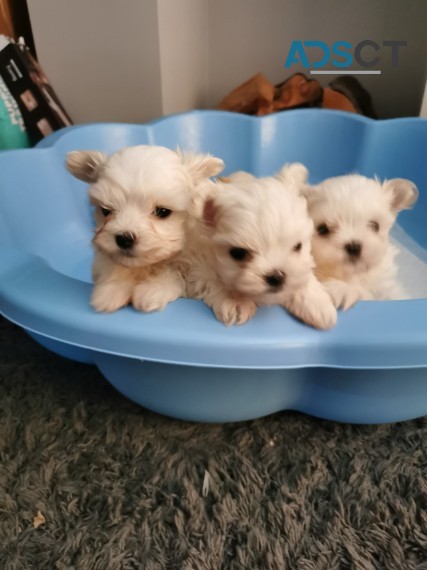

383,178,419,212
189,177,224,222
296,180,321,209
275,162,308,186
66,151,108,183
178,151,225,182
227,171,256,183
202,197,219,228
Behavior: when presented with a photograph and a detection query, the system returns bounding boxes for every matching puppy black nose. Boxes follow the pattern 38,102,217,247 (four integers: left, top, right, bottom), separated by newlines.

345,241,362,258
265,271,285,289
115,232,135,250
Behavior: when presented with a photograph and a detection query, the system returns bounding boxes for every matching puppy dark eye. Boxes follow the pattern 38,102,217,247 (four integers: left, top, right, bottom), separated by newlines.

101,207,112,217
229,247,251,261
293,242,302,252
369,221,380,232
317,223,330,236
154,207,172,219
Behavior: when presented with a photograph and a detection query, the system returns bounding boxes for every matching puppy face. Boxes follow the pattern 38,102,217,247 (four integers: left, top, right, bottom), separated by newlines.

304,175,418,279
67,146,223,268
202,176,314,304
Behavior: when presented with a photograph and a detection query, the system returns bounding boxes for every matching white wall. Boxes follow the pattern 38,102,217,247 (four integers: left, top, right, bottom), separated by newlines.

157,0,209,114
208,0,293,105
28,0,427,123
27,0,163,123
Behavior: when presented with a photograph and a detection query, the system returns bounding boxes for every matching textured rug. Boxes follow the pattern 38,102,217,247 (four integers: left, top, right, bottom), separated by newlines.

0,317,426,570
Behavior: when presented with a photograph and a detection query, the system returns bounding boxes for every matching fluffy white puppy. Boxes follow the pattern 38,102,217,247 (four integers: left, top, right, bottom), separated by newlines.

66,145,223,312
186,164,337,329
303,174,418,309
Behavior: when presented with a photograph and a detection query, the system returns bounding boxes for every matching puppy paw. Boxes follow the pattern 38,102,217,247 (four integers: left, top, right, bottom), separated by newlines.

285,280,337,329
303,294,337,330
323,280,373,310
213,297,257,326
132,282,182,312
91,281,132,312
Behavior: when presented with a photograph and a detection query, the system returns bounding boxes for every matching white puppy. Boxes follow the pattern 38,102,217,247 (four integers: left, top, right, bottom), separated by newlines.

186,164,337,329
303,174,418,309
66,145,223,312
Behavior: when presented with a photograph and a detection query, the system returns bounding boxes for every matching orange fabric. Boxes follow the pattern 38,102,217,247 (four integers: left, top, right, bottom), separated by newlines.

218,73,275,115
0,0,14,38
217,72,373,117
274,74,323,111
322,87,358,113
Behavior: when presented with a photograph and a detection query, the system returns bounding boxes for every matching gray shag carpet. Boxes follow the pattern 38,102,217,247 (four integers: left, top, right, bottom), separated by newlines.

1,317,426,570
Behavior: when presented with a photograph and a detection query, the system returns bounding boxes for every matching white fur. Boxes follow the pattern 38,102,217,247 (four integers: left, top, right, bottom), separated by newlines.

186,166,337,329
304,174,418,309
66,145,223,312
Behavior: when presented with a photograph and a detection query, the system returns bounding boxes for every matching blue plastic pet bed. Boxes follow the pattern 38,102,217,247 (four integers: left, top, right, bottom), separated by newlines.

1,110,426,423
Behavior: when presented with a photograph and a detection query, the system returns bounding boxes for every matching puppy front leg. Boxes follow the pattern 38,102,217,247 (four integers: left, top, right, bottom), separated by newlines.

284,275,337,330
202,286,257,326
132,268,185,312
91,254,135,312
323,280,374,310
91,279,134,312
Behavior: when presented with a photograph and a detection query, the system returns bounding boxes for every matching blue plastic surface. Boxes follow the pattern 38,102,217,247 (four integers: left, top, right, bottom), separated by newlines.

1,110,426,423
